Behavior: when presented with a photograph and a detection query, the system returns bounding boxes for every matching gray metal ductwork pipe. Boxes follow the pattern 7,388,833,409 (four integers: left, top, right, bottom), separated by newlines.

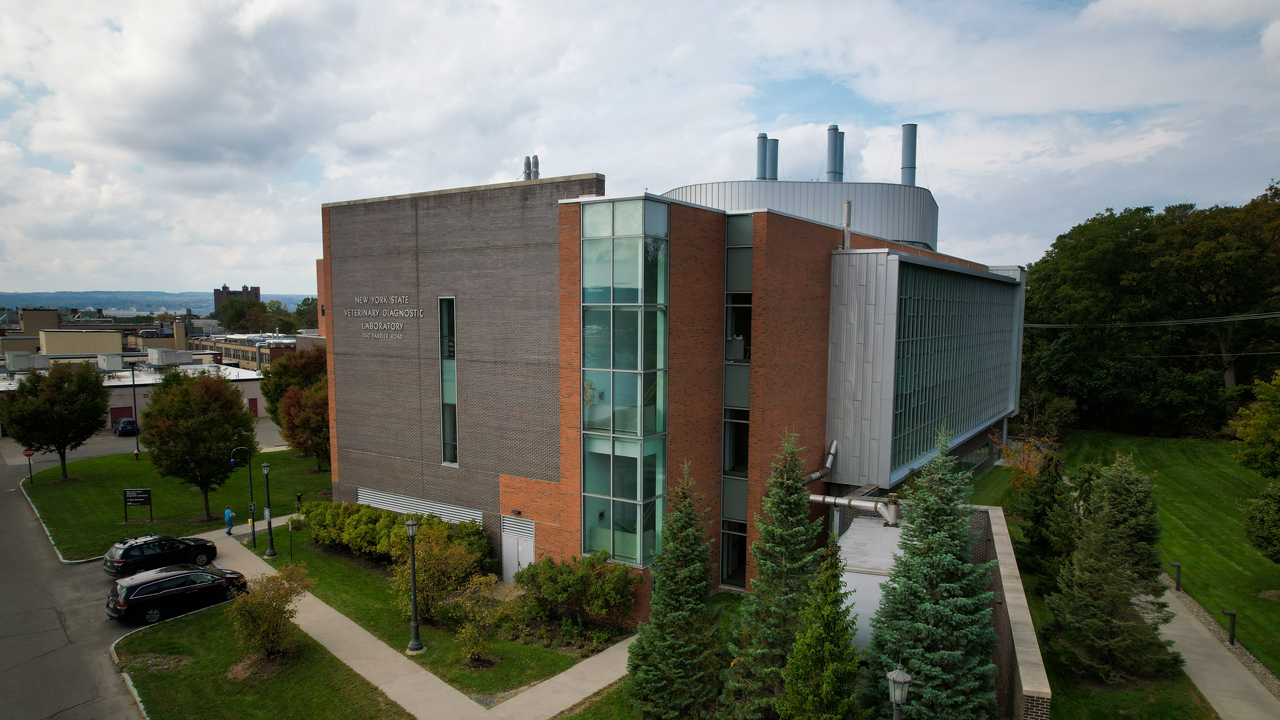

805,441,839,483
810,493,901,527
767,138,779,180
825,125,840,182
522,156,532,181
900,123,917,186
531,155,540,180
837,130,845,181
756,133,768,180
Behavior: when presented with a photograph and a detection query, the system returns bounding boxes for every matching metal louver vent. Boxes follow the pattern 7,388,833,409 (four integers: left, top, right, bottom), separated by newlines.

355,487,483,525
501,515,535,540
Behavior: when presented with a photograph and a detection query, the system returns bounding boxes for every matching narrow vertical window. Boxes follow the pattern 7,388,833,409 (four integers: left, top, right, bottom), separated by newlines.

440,298,458,464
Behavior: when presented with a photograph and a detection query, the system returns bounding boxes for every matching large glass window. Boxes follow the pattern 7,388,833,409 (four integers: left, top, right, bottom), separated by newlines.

724,364,750,409
440,298,458,464
726,247,753,294
579,199,669,567
725,304,751,363
721,215,753,588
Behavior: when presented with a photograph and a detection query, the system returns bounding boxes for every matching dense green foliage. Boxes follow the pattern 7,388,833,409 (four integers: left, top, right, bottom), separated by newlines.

628,465,721,720
1244,481,1280,564
860,443,996,720
720,433,821,720
1232,370,1280,479
279,378,330,469
1045,455,1181,683
140,370,258,519
778,537,863,720
1013,450,1075,583
301,500,493,570
116,604,416,720
391,520,481,622
514,551,641,628
1024,182,1280,436
0,362,110,478
294,297,319,329
227,564,315,658
260,345,328,426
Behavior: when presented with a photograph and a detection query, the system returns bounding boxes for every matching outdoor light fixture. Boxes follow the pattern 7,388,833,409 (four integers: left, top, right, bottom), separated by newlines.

261,462,277,558
405,517,424,654
887,664,913,720
231,447,257,549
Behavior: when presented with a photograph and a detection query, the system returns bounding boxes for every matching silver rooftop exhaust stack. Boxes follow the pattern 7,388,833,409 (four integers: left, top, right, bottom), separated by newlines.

825,125,846,182
900,123,917,186
531,154,540,180
522,156,532,181
756,133,768,180
767,138,779,180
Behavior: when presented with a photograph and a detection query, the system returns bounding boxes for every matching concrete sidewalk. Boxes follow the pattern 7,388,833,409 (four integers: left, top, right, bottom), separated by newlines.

199,524,631,720
1161,592,1280,720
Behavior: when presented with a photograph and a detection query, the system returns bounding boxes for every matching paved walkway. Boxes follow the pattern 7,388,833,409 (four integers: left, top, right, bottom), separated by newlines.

1160,592,1280,720
199,524,631,720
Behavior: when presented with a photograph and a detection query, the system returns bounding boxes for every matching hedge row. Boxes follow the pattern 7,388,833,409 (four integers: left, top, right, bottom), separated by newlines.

300,501,495,572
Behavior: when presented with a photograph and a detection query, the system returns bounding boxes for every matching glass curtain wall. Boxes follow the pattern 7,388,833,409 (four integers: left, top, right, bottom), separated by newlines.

440,298,458,464
581,199,669,566
721,213,753,587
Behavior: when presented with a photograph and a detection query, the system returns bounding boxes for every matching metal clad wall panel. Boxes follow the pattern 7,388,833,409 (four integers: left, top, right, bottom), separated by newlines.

501,515,536,540
356,486,484,525
668,182,939,249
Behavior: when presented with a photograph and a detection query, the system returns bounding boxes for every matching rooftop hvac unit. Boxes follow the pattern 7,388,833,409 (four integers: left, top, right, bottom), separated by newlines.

176,351,193,365
30,354,51,369
5,351,30,371
97,354,124,371
147,348,178,366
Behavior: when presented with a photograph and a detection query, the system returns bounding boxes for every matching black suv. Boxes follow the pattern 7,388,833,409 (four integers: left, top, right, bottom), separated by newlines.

102,534,218,577
114,418,139,437
106,564,247,624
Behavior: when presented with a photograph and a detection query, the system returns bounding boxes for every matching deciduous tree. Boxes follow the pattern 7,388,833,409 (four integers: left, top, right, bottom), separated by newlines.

629,463,721,720
140,370,258,519
0,363,110,478
860,439,997,720
1232,370,1280,480
294,297,319,329
261,346,328,426
279,378,330,470
720,432,821,720
779,536,863,720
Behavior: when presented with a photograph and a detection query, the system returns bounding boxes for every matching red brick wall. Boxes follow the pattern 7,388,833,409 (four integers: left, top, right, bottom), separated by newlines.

744,211,837,587
555,201,584,562
667,202,729,589
499,474,578,562
319,207,339,488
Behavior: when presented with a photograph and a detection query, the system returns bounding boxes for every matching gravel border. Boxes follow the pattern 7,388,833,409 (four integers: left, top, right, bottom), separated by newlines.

1162,573,1280,700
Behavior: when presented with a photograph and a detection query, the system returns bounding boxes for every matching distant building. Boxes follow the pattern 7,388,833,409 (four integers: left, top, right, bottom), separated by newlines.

213,284,261,312
187,333,296,372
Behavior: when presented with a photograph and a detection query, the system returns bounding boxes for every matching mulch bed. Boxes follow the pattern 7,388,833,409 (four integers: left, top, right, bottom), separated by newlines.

225,654,280,681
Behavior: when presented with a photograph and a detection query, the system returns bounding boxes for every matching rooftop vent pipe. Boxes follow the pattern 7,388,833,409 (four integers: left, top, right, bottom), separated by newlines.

531,155,540,180
900,123,917,186
522,156,532,181
825,125,846,182
756,133,768,180
767,138,779,180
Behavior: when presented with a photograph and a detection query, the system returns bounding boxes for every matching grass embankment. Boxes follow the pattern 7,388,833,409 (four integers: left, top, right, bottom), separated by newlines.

23,451,332,560
256,528,576,697
1060,430,1280,678
115,604,413,720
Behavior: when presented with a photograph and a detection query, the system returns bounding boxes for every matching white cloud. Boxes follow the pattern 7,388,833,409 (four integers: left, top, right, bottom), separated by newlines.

0,0,1277,294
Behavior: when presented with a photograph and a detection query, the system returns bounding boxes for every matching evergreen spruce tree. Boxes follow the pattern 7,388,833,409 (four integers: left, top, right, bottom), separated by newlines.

859,440,997,720
720,433,822,720
1045,455,1180,682
1016,450,1076,582
778,536,864,720
628,463,721,720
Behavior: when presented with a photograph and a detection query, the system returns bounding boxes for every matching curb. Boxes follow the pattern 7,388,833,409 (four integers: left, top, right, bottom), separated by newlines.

18,476,103,565
109,602,226,720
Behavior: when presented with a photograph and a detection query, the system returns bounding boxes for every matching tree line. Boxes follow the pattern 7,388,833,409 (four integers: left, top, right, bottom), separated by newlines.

212,296,318,335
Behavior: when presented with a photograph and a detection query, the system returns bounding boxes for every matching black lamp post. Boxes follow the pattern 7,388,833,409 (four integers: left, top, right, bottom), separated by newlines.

887,664,913,720
129,363,140,461
261,462,277,558
231,447,257,548
405,517,424,655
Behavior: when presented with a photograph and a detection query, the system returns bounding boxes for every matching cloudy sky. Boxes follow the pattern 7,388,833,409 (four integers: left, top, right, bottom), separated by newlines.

1,0,1277,295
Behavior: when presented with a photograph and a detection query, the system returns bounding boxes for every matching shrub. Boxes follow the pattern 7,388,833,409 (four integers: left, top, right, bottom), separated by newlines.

300,501,494,570
1244,481,1280,564
227,564,316,658
450,574,501,664
390,521,479,623
514,551,640,627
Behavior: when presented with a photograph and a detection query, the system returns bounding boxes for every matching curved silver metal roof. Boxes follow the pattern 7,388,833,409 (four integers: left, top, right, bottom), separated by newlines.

662,180,938,250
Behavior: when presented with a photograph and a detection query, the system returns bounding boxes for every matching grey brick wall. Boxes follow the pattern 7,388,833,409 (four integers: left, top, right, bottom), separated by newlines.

325,174,606,548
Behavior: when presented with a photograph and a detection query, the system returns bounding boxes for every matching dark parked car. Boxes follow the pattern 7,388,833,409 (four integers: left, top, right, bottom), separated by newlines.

102,534,218,578
105,565,247,624
114,418,139,436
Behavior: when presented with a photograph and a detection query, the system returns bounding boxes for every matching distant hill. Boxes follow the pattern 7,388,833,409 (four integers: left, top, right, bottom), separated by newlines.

0,291,312,314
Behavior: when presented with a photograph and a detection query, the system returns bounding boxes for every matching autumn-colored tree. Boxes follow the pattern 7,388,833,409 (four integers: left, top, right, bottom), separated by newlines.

140,370,258,519
391,521,478,622
0,363,110,478
991,432,1045,495
261,346,328,426
227,564,316,658
280,378,330,470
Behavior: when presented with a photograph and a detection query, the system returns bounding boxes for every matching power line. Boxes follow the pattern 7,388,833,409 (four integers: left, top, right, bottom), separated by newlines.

1025,310,1280,329
1121,351,1280,359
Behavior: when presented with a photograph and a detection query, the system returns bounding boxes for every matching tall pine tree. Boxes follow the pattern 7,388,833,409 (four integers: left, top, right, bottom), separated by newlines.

1016,450,1075,582
628,463,722,719
1045,454,1180,682
860,441,997,720
720,432,821,720
778,536,864,720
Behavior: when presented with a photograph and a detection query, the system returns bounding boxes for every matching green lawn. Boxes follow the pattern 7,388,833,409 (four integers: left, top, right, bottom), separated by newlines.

559,680,636,720
256,529,577,698
115,604,413,720
1060,430,1280,678
23,451,333,560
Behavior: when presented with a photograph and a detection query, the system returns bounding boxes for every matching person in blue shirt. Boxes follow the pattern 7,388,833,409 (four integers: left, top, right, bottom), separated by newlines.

224,505,236,535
